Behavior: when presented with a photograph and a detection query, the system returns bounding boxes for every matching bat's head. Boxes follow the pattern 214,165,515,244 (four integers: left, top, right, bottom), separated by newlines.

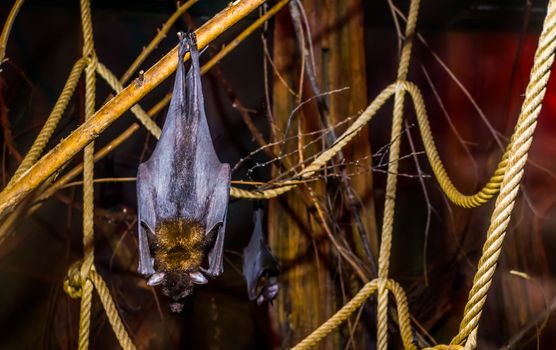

255,273,280,305
147,218,215,311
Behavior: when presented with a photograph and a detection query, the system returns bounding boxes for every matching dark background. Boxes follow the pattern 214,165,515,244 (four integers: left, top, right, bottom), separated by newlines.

1,0,556,349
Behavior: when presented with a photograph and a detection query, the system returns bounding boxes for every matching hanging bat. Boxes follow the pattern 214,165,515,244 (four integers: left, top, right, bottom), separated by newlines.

136,32,231,312
243,208,280,305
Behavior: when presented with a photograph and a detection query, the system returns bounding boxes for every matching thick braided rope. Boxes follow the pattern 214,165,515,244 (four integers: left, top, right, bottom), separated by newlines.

78,0,96,348
300,84,397,178
75,1,137,349
231,80,509,208
229,184,296,199
403,81,509,208
96,62,161,138
291,281,378,350
376,1,420,349
77,278,94,350
291,279,416,350
450,0,556,346
64,262,137,350
7,58,87,187
464,328,477,350
230,84,398,199
388,279,417,350
89,270,136,350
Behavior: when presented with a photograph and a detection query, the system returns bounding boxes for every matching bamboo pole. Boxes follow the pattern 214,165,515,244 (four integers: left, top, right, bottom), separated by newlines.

0,0,266,220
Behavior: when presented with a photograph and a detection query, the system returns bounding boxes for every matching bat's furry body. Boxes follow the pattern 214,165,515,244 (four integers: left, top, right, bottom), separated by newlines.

136,32,230,312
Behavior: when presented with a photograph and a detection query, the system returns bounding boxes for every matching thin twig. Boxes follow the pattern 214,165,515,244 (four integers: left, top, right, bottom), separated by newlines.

0,88,22,162
503,271,553,350
0,0,25,69
404,120,433,286
420,64,479,181
389,2,505,150
120,0,199,84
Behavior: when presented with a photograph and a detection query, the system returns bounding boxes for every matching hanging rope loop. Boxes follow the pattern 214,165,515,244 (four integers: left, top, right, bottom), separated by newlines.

291,278,417,350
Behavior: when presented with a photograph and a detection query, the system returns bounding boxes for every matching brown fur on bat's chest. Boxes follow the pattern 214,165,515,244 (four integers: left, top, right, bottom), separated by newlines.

154,218,207,272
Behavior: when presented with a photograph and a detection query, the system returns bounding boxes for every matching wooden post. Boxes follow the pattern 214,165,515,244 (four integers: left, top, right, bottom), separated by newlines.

268,0,375,348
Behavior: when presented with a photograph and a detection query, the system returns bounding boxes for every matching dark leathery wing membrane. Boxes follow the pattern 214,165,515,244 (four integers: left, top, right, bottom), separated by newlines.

136,32,230,312
243,208,280,305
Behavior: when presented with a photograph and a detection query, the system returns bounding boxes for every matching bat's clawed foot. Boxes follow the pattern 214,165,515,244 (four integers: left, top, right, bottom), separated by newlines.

177,31,190,56
189,271,208,284
177,31,197,55
147,272,165,286
146,270,209,313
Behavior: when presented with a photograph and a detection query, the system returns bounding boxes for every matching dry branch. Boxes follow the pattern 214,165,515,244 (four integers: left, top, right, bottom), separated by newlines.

0,0,25,67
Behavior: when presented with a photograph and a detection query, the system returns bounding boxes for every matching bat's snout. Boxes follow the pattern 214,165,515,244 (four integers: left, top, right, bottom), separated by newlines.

256,280,280,305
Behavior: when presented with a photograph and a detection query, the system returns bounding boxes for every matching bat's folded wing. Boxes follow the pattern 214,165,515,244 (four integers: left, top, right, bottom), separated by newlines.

137,162,156,276
202,163,231,277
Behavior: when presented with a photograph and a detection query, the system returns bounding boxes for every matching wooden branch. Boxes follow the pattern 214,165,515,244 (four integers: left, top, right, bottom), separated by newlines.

0,0,267,220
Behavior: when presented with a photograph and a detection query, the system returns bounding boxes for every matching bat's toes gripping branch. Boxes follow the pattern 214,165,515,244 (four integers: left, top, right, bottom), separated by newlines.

187,31,197,46
177,31,197,58
177,31,189,57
